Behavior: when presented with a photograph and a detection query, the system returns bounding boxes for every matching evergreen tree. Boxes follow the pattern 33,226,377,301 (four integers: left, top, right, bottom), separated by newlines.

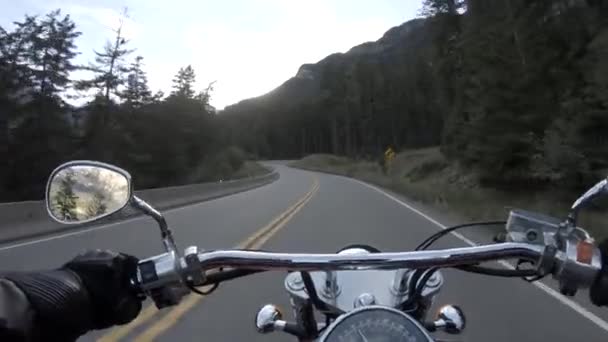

121,55,152,108
85,191,108,217
28,10,81,97
151,90,165,103
171,65,196,99
76,9,134,101
1,11,79,200
52,173,79,221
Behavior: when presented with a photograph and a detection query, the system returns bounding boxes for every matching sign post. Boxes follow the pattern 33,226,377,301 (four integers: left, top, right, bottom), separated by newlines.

383,147,395,174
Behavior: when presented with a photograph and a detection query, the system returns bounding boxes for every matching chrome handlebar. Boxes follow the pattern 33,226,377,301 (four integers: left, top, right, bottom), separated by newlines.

192,243,545,270
137,241,602,308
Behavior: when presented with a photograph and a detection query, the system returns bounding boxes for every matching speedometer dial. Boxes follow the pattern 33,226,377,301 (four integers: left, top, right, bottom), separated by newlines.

320,306,433,342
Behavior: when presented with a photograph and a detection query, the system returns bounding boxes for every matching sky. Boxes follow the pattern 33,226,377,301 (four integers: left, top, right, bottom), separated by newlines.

1,0,421,109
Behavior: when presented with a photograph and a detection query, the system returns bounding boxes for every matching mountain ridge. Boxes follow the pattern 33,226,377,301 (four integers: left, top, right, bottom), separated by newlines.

223,18,428,112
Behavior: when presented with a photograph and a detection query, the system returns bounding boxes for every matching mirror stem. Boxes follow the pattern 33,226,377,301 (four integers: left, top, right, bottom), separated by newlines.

132,196,179,256
566,212,577,227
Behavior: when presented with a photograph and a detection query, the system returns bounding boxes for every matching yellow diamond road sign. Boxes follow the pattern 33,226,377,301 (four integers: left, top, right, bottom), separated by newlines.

384,147,395,161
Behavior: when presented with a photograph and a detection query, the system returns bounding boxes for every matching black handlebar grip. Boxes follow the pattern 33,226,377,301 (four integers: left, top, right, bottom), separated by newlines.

590,239,608,306
283,322,306,337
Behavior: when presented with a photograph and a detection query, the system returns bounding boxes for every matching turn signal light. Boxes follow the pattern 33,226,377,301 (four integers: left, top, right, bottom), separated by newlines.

576,241,594,264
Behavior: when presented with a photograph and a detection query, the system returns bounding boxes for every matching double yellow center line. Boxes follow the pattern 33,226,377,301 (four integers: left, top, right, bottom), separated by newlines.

98,177,319,342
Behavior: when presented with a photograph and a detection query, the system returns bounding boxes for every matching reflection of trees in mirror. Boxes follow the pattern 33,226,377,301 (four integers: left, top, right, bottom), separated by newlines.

52,172,79,221
95,168,128,210
85,190,108,218
49,166,126,222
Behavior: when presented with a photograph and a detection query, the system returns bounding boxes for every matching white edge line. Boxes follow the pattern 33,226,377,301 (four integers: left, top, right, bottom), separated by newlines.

346,176,608,333
0,182,271,252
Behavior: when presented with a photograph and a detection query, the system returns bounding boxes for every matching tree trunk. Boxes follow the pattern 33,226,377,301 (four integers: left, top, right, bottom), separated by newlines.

447,0,457,15
466,0,484,15
331,115,339,154
105,25,123,100
344,113,352,156
505,0,527,69
0,101,7,200
300,128,307,155
40,47,49,95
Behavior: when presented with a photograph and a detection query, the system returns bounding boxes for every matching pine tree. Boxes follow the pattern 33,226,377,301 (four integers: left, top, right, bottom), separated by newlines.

151,90,165,103
194,81,216,112
28,10,81,97
85,191,108,217
76,9,134,101
1,15,41,98
52,172,79,221
121,56,152,108
1,11,79,200
170,65,196,99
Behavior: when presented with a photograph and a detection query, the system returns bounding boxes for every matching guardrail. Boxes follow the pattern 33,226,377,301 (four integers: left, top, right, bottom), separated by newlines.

0,170,279,244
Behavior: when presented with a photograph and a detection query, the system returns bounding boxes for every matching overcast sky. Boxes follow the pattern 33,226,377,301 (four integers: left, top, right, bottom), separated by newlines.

2,0,421,109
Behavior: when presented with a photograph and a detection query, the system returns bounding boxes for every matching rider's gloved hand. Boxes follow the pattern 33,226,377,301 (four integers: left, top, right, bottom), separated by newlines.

590,239,608,306
63,250,142,328
4,250,142,340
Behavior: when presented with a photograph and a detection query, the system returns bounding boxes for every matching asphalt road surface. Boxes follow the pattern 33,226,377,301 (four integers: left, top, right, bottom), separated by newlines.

2,163,608,341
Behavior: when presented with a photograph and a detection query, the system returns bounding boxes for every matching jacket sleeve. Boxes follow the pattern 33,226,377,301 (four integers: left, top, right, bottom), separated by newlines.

0,278,35,341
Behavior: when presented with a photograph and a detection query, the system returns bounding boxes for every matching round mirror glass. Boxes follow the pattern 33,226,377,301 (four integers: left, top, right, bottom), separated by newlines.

46,163,131,223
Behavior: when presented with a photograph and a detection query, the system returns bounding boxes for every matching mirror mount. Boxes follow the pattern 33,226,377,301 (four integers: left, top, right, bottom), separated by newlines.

46,160,180,257
566,178,608,228
131,196,179,256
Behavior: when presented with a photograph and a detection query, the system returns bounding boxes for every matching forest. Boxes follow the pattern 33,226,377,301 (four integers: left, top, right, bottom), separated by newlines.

3,0,608,201
0,10,243,201
223,0,608,191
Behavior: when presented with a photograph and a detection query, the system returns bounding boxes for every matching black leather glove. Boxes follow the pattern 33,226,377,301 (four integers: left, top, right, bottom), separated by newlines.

4,250,142,341
63,250,142,328
590,239,608,306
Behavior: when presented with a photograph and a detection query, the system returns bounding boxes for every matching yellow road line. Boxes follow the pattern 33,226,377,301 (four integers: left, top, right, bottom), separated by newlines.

132,179,318,342
248,180,319,250
238,180,318,250
130,286,212,342
97,177,319,342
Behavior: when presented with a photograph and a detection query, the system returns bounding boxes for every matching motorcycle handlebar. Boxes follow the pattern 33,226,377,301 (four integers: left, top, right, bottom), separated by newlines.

137,241,602,308
194,242,545,271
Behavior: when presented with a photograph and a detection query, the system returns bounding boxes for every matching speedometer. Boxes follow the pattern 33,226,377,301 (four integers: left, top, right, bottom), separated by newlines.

319,306,433,342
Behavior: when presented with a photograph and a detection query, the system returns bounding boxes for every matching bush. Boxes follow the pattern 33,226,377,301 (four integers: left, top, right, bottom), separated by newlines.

187,146,247,182
403,156,448,182
223,146,246,171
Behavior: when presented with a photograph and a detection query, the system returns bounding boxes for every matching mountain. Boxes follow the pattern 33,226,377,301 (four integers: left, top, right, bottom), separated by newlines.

224,1,608,190
224,18,428,112
222,18,442,159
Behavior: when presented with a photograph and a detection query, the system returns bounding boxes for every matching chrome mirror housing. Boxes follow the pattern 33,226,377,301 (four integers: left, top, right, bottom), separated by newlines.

255,304,283,333
46,161,132,224
569,178,608,225
433,305,465,334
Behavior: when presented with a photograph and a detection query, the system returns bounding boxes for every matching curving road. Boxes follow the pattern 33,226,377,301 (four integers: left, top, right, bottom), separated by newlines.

2,163,608,341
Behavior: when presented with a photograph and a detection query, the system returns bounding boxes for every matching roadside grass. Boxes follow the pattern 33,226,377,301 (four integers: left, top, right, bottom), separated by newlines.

290,150,608,240
187,146,271,183
189,160,271,183
230,161,272,179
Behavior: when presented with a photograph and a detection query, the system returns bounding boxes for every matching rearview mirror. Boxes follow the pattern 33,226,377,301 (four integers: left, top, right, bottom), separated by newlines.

571,178,608,213
46,161,132,224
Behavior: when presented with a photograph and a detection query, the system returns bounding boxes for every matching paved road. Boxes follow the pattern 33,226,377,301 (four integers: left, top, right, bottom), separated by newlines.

2,163,608,341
